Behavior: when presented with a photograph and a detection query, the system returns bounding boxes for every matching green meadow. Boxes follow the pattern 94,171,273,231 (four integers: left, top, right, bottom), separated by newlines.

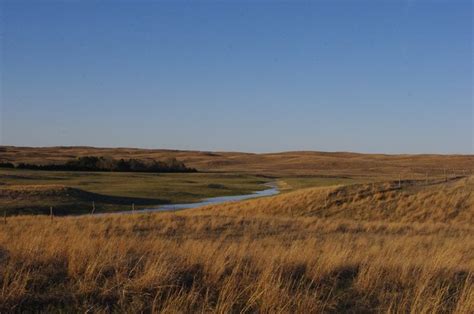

0,169,269,214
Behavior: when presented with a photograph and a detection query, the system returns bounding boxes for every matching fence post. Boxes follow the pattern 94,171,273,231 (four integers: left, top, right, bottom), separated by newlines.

132,203,135,212
91,201,95,215
50,206,54,221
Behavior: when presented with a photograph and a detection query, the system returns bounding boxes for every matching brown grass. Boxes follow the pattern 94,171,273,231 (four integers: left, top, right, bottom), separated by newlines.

0,177,473,312
196,176,474,223
2,146,474,178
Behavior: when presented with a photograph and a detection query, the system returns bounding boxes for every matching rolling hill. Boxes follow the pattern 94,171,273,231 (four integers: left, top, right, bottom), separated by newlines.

195,176,473,224
1,146,473,178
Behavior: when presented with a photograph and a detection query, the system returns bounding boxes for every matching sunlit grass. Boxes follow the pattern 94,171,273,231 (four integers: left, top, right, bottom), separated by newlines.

0,177,472,312
0,212,472,312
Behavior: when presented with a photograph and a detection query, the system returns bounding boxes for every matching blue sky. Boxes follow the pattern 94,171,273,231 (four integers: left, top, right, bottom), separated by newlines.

1,0,472,153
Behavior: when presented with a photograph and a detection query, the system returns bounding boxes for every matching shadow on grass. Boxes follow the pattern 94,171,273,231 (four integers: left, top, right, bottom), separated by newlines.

5,187,170,216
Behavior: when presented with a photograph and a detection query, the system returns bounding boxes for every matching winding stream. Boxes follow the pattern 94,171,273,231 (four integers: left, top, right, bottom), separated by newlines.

127,183,279,214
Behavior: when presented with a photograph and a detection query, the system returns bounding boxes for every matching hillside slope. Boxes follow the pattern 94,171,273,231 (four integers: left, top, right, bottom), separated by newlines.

195,176,474,224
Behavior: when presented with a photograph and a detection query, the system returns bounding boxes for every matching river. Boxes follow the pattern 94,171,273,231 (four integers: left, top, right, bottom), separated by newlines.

125,182,279,214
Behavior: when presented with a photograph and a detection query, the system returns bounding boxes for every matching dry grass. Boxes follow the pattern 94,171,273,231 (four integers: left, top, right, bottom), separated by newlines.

0,178,473,312
196,176,474,225
2,146,474,178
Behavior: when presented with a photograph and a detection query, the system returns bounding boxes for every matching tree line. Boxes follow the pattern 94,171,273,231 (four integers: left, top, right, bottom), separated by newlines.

0,156,197,173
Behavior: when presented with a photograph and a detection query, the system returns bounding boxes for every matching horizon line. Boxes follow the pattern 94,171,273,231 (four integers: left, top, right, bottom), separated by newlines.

1,145,473,157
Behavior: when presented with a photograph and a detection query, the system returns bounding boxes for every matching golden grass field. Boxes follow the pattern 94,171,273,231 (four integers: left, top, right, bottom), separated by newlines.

0,147,473,312
0,176,472,312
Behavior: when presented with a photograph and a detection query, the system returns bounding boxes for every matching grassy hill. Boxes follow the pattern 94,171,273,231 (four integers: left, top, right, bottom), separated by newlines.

196,176,473,224
2,146,473,178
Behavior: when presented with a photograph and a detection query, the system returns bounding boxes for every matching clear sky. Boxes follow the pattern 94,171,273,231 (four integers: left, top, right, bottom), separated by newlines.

1,0,472,154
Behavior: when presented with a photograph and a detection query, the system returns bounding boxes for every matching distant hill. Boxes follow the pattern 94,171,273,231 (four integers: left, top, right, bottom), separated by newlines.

1,146,473,178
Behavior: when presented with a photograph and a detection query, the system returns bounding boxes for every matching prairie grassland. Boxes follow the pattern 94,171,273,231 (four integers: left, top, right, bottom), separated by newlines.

197,176,474,224
0,177,472,312
2,146,473,178
2,146,472,216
